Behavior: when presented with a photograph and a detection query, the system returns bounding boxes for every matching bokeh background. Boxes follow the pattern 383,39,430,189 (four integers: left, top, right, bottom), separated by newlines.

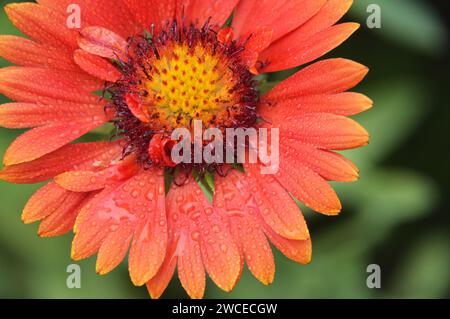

0,0,449,298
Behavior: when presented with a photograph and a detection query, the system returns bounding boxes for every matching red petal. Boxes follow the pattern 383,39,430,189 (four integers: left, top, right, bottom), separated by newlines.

74,50,122,82
259,0,355,71
291,0,355,40
37,0,140,38
3,118,106,166
78,27,128,61
181,0,238,27
259,93,373,118
0,141,123,184
265,59,369,100
5,3,78,50
0,36,79,71
125,94,151,123
261,23,359,72
233,0,325,41
0,67,100,104
240,27,273,72
0,102,106,129
123,0,177,34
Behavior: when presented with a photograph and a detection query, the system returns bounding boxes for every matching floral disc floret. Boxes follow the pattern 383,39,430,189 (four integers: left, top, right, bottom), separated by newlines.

109,20,259,166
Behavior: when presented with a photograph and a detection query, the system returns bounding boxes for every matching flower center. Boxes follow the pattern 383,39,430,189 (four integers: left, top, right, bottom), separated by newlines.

108,21,259,166
142,43,241,129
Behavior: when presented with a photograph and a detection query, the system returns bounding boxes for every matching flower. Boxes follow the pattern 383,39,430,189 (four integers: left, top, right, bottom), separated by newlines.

0,0,371,299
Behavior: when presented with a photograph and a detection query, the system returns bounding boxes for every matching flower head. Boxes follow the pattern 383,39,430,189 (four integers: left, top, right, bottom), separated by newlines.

0,0,371,298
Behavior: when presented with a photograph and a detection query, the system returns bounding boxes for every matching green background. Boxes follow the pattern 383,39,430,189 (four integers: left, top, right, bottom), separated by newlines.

0,0,449,298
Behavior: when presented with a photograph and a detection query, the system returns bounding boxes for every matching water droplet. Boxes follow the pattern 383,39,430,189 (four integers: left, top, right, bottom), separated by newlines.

212,225,220,233
191,231,200,241
191,211,201,220
146,191,154,201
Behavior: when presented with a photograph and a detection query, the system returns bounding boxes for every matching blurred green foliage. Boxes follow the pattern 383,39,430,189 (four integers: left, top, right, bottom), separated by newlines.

0,0,448,298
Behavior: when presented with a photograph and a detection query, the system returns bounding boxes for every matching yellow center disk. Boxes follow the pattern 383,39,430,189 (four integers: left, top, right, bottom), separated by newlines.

139,43,240,131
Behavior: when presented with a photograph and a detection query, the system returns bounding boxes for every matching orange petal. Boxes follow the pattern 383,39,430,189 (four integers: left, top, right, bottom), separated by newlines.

265,59,369,100
233,0,325,41
281,143,359,182
78,26,128,61
0,35,79,71
177,232,205,299
274,113,369,150
263,223,312,265
96,226,134,275
5,3,77,50
74,49,122,82
0,102,106,129
72,169,167,279
128,169,167,285
214,170,275,285
3,118,106,166
166,175,241,297
55,156,140,192
71,187,122,260
0,67,100,104
259,93,373,118
166,181,205,298
274,155,342,215
37,192,89,237
261,23,359,72
242,165,309,240
0,141,123,184
22,182,70,224
231,216,274,285
146,240,178,299
198,207,241,292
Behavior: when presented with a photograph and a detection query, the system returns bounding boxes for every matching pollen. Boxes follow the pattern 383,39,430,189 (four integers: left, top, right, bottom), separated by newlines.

142,44,239,129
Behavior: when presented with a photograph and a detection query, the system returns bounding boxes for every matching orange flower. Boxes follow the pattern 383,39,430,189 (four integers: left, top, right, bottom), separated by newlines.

0,0,371,298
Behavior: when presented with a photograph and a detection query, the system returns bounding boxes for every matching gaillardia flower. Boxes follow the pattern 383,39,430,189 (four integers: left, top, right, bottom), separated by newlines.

0,0,371,298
